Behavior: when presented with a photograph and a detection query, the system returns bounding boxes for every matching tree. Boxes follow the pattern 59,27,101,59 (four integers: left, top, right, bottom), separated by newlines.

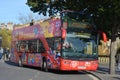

26,0,120,34
27,0,120,74
0,29,12,48
18,12,40,24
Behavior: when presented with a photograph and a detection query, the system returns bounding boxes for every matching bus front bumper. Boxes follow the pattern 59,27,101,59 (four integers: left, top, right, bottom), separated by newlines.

60,59,98,71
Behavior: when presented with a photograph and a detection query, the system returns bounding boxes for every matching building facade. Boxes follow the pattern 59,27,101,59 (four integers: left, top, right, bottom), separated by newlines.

0,22,14,30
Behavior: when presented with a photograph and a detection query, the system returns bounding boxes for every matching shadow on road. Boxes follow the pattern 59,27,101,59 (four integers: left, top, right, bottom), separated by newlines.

4,60,89,75
4,60,18,67
113,77,120,80
96,66,110,74
49,70,87,75
22,66,86,75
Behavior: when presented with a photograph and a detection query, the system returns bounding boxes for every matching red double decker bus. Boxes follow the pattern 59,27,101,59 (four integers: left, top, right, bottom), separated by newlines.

10,11,99,71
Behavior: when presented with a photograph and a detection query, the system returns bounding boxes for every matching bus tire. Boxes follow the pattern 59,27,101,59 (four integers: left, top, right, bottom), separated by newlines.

43,60,48,72
41,60,44,71
18,57,23,67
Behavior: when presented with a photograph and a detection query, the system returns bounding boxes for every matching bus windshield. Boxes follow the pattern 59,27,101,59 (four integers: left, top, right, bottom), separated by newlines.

62,33,97,60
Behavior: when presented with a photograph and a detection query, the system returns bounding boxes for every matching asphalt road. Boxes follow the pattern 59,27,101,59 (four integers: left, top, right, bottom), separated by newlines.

0,60,99,80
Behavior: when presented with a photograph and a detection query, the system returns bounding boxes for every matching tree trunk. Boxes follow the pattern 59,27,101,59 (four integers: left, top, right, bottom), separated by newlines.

109,22,120,74
109,39,117,74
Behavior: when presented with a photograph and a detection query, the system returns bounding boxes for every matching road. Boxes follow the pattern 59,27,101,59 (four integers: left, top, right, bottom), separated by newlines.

0,60,99,80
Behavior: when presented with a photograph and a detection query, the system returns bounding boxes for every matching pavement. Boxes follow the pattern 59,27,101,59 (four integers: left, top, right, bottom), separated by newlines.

89,64,120,80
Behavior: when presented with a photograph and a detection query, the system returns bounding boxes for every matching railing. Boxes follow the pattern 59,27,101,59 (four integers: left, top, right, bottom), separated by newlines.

98,55,110,64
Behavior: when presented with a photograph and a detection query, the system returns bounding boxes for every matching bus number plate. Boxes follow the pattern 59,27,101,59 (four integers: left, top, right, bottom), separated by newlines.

78,66,86,69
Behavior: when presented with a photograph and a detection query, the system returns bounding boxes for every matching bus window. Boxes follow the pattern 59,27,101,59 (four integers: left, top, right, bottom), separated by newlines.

20,45,26,52
54,37,61,51
15,41,21,52
15,40,45,53
46,38,54,50
38,40,45,53
27,40,38,53
19,41,26,52
15,41,26,52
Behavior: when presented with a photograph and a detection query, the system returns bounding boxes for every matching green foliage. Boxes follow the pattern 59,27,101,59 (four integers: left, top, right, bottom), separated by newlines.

27,0,120,37
0,29,12,48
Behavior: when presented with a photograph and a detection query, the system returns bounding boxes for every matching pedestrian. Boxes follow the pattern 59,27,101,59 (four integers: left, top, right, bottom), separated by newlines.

0,47,4,60
30,19,34,26
6,48,10,60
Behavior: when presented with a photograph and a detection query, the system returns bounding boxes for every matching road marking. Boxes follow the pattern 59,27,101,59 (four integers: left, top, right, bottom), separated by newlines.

87,74,99,80
80,71,100,80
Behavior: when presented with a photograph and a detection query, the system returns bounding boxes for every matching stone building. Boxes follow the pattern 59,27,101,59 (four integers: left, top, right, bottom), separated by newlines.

0,22,14,30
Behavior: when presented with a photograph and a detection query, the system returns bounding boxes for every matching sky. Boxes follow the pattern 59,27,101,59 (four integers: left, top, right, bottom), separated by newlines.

0,0,46,24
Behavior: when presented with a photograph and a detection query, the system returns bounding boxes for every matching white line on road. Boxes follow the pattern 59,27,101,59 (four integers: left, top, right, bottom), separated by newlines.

87,74,100,80
80,71,100,80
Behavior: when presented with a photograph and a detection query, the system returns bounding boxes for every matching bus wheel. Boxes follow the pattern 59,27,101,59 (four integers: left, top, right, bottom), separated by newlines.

41,60,44,70
43,60,48,72
18,57,23,67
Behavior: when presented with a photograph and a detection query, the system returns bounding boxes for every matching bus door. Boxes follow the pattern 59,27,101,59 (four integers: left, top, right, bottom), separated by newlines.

46,37,61,69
